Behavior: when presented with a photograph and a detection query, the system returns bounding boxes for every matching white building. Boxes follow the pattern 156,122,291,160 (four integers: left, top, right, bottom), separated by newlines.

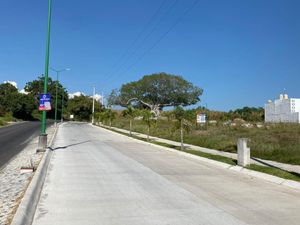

265,94,300,123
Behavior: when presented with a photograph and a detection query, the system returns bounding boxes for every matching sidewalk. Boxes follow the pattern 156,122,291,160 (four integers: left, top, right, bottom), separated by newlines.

29,122,300,225
103,125,300,174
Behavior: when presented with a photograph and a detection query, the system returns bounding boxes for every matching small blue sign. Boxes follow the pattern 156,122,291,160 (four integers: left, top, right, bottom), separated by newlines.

39,94,51,111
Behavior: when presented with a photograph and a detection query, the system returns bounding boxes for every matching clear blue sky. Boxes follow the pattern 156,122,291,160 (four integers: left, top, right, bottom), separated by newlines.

0,0,299,111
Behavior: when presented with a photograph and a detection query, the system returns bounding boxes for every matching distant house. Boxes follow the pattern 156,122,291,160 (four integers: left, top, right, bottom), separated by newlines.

265,94,300,123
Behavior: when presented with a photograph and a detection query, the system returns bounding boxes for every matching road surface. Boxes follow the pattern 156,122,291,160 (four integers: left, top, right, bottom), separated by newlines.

32,122,300,225
0,121,52,168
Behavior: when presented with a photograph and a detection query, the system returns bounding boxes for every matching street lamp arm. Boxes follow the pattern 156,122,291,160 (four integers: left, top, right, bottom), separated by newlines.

50,67,71,73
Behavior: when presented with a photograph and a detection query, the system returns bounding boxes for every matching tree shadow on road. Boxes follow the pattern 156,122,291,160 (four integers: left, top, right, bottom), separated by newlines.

48,140,91,151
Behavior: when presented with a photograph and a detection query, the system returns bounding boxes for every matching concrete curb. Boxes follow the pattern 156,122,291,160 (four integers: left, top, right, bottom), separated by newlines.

11,125,59,225
94,124,300,191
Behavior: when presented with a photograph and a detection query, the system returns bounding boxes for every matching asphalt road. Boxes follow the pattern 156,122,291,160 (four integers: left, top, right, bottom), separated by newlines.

32,122,300,225
0,121,52,168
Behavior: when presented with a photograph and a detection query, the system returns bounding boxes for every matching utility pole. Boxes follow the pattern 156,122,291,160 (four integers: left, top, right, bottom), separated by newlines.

54,70,59,126
38,0,52,152
61,90,64,123
92,86,95,124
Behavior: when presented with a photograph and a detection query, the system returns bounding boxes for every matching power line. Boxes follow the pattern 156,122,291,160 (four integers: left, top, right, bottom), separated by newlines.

109,0,200,84
105,0,179,83
103,0,168,80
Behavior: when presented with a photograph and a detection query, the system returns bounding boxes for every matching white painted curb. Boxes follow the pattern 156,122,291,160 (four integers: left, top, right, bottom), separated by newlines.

94,124,300,191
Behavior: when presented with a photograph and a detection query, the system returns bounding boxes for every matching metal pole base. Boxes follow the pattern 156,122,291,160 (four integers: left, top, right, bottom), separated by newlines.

37,134,48,153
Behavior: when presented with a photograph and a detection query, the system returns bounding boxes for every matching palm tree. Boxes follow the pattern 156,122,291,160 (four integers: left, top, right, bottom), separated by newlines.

173,106,185,150
105,109,116,127
173,106,193,151
122,106,137,136
140,109,155,141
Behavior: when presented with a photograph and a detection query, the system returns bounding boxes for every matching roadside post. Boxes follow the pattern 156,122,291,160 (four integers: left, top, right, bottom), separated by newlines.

237,138,251,167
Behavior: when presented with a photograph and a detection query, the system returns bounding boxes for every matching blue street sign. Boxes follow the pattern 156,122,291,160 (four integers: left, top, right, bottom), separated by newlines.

39,94,51,111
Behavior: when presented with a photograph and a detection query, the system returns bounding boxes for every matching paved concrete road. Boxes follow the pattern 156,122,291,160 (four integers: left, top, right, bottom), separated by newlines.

0,121,52,168
32,122,300,225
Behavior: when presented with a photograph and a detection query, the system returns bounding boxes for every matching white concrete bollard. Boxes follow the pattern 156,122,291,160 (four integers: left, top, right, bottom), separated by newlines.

37,134,47,153
237,138,250,167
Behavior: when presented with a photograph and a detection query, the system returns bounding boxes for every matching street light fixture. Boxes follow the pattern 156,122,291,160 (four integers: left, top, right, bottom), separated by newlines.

50,67,70,126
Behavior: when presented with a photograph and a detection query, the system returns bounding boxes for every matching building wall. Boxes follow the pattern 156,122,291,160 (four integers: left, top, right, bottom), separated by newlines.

265,97,300,123
265,103,275,122
291,99,300,113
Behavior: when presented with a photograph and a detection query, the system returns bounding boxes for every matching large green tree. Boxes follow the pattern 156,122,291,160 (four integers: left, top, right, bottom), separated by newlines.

108,73,203,117
0,83,19,116
66,95,102,121
24,76,68,119
232,107,264,122
0,83,35,120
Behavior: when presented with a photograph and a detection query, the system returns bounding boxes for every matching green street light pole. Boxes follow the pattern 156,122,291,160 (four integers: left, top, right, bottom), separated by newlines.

37,0,52,152
41,0,52,135
50,68,70,126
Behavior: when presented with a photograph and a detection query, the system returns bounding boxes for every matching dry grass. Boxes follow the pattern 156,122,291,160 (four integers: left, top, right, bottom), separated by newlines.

111,117,300,165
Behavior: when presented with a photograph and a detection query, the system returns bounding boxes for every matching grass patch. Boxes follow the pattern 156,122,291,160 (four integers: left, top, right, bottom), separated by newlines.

150,140,177,148
0,112,19,126
247,164,300,182
0,114,13,126
183,150,237,165
0,118,7,126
